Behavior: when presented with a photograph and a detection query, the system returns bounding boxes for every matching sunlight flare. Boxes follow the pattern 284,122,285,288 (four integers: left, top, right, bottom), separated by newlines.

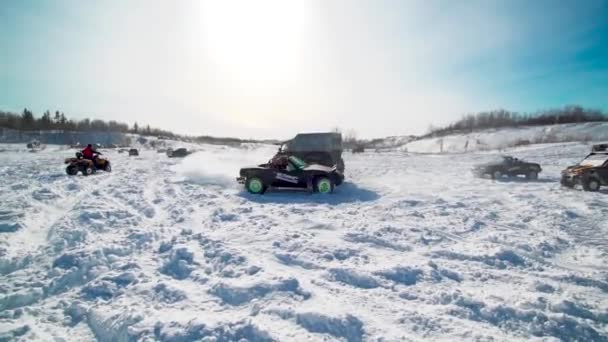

199,0,311,85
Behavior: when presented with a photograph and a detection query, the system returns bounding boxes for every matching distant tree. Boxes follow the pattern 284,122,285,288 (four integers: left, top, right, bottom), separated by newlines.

53,111,62,128
21,108,35,130
133,122,139,133
343,129,358,148
91,119,109,131
40,110,52,129
59,113,67,128
77,118,91,131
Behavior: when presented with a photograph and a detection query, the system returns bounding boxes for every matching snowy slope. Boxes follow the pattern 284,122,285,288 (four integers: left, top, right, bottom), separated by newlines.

403,122,608,153
366,136,417,150
1,143,608,341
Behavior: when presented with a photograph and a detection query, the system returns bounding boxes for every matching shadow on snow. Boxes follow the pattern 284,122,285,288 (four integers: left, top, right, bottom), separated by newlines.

238,182,380,204
493,177,555,184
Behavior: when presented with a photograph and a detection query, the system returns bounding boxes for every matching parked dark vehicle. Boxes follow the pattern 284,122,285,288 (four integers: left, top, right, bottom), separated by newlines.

27,140,41,149
274,132,345,173
473,156,542,180
237,155,344,194
561,144,608,192
128,148,139,156
167,148,190,158
352,145,365,153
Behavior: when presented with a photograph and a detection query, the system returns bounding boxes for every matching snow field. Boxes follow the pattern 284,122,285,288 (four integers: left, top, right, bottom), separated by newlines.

0,142,607,341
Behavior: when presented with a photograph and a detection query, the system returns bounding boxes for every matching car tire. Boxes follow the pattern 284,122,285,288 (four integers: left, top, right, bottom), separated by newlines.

560,177,574,188
245,177,266,194
526,171,538,180
314,177,334,194
104,162,112,172
337,158,345,173
492,170,502,179
582,177,601,192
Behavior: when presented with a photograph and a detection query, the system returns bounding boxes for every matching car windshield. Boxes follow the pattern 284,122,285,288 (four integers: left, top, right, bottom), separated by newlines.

580,154,608,167
288,156,307,169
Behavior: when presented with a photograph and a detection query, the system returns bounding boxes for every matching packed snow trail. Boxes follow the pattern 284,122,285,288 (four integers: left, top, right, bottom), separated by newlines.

0,142,607,341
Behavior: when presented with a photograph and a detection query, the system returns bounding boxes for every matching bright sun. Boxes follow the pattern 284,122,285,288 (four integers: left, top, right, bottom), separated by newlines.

199,0,311,86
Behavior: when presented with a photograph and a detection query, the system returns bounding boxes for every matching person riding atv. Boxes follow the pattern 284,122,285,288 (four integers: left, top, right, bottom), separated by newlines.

65,146,111,176
81,144,102,167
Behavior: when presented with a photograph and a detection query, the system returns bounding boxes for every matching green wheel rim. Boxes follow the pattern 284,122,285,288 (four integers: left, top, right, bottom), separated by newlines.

317,179,332,193
248,178,263,193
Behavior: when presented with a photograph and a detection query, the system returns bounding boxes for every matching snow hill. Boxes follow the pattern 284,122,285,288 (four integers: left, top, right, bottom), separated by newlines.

365,135,417,150
1,142,608,341
381,122,608,153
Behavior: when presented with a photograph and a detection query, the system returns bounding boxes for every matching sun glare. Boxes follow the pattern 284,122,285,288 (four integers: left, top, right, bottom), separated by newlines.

199,0,310,87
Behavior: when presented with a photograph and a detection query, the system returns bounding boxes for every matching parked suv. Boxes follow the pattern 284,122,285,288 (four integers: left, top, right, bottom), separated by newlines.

473,156,542,180
167,147,190,158
561,144,608,191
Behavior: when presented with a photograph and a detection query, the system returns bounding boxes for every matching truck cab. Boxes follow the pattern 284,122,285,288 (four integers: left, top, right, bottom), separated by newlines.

276,132,345,173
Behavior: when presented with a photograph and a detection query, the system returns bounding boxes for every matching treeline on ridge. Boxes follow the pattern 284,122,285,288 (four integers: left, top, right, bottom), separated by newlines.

0,108,177,138
426,105,607,137
0,108,273,145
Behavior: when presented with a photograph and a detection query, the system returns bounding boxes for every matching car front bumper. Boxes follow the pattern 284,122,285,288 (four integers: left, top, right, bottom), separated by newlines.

561,172,580,185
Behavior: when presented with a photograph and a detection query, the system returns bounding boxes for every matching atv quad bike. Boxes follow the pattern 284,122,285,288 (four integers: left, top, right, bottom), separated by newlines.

65,152,111,176
237,155,344,194
473,156,542,180
561,144,608,192
274,132,345,173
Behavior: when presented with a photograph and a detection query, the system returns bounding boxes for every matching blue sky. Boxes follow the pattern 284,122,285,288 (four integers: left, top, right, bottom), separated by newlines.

1,0,607,138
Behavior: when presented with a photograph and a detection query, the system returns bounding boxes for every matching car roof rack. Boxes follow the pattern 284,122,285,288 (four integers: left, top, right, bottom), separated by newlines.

592,143,608,153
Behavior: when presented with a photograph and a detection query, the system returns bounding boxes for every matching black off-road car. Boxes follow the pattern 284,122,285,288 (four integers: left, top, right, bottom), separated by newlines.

473,156,542,180
237,155,344,194
561,144,608,192
167,148,190,158
274,132,345,173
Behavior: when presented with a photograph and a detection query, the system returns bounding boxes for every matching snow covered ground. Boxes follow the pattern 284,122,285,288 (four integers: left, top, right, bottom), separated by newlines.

1,142,607,341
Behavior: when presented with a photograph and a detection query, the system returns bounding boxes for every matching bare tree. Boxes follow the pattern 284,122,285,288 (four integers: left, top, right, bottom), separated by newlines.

343,129,358,149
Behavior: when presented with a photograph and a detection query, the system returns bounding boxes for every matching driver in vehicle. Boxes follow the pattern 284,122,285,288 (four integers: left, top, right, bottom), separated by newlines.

269,155,289,170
